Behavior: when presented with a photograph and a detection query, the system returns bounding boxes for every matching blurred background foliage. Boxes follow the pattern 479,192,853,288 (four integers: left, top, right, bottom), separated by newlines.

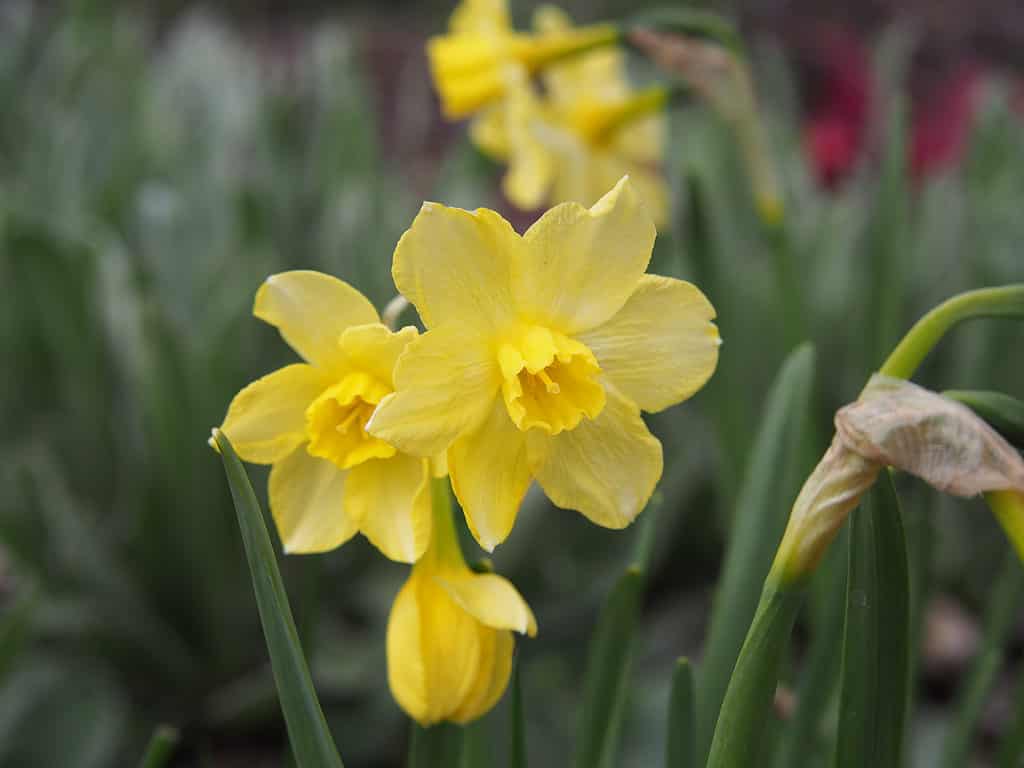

0,0,1022,766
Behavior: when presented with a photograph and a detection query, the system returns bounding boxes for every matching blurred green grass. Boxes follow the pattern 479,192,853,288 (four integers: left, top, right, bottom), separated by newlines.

0,2,1022,766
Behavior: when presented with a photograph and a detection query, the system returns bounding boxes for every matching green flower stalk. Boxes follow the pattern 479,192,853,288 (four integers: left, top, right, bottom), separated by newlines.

707,284,1024,768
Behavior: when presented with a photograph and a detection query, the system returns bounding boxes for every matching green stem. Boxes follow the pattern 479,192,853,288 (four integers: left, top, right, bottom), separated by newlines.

879,285,1024,380
424,477,463,571
705,583,803,768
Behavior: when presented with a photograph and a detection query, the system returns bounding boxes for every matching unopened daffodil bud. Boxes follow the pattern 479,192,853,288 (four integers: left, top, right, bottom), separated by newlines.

387,480,536,726
772,374,1024,584
770,435,880,584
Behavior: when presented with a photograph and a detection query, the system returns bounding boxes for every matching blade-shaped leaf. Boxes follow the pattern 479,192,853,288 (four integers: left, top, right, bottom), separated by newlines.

696,343,816,761
138,725,178,768
213,430,344,768
833,473,910,768
665,658,696,768
572,567,644,768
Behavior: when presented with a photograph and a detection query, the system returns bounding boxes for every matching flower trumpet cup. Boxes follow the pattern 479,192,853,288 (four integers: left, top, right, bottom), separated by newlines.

367,177,720,551
216,271,434,563
428,0,618,120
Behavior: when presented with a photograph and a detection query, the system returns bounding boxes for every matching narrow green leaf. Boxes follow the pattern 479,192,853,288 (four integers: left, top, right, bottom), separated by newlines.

705,583,804,768
665,658,696,768
944,389,1024,447
833,473,910,768
213,431,344,768
573,567,644,768
137,725,178,768
696,344,816,761
510,659,527,768
940,550,1024,768
408,723,463,768
867,95,910,369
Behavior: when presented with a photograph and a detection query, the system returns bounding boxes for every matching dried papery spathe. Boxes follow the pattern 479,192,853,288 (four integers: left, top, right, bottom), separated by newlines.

772,435,880,582
836,375,1024,497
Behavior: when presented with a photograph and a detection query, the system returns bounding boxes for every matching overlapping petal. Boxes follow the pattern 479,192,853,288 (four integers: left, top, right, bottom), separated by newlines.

449,399,532,552
338,324,418,390
392,202,520,331
346,454,432,563
386,577,430,723
367,324,500,457
435,571,538,636
219,364,333,464
254,271,379,372
450,629,514,724
580,275,720,412
268,447,358,554
419,576,485,722
516,177,656,334
529,384,662,528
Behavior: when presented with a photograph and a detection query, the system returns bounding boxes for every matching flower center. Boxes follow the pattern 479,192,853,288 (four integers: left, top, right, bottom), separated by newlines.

498,325,605,434
305,371,396,470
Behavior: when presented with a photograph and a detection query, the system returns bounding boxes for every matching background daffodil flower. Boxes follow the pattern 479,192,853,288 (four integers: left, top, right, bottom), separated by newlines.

427,0,618,121
387,481,536,726
475,6,670,225
367,177,720,551
217,270,434,563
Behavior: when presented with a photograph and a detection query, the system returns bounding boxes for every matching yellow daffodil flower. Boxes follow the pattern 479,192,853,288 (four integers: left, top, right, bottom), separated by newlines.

474,7,670,225
427,0,618,120
368,177,720,551
388,479,536,725
217,271,434,563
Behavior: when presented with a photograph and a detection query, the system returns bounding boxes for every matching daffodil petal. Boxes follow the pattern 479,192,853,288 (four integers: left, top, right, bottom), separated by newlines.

435,571,537,636
450,399,532,552
219,364,333,464
366,325,500,457
387,577,431,725
580,275,720,413
254,271,379,371
450,0,510,35
451,627,514,724
338,323,418,390
346,454,432,564
470,104,510,160
268,447,358,554
420,575,484,723
517,176,656,334
392,202,520,331
530,384,662,528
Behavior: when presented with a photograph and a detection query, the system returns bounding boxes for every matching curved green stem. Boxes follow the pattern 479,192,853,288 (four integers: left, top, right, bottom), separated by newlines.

879,285,1024,380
